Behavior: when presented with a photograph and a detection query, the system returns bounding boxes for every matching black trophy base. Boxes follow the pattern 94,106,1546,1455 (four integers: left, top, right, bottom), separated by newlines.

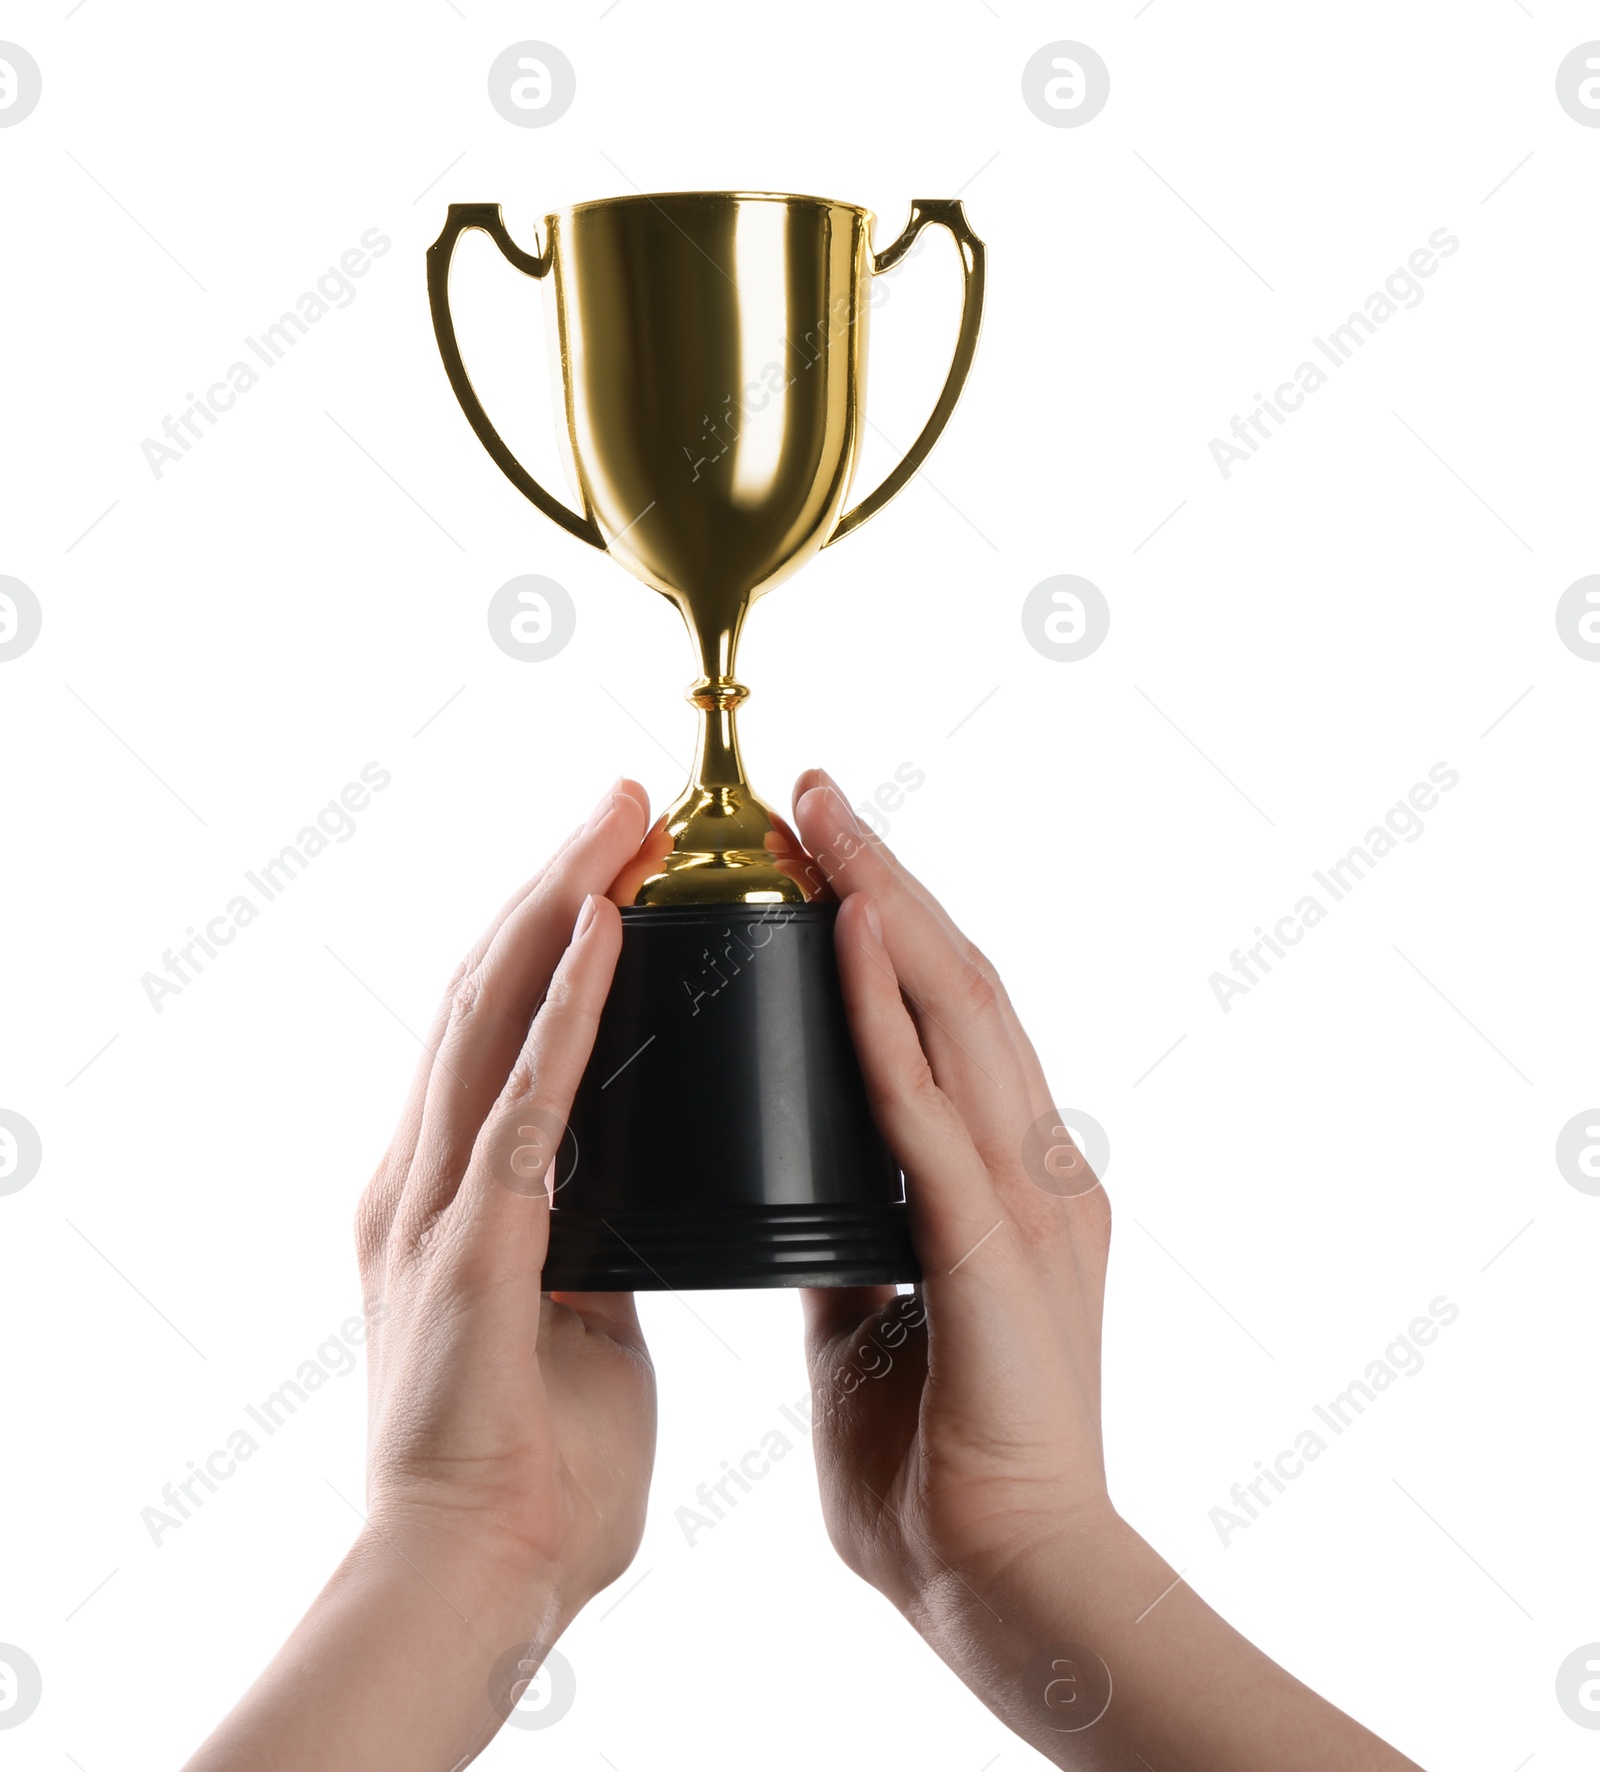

546,902,918,1292
544,1203,917,1291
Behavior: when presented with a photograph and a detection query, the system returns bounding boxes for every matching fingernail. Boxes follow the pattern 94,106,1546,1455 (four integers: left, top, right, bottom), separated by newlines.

583,778,626,832
862,896,883,944
572,894,599,941
809,784,861,836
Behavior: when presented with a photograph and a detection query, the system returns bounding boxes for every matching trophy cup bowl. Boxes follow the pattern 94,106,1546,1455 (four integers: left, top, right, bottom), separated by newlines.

428,190,984,1288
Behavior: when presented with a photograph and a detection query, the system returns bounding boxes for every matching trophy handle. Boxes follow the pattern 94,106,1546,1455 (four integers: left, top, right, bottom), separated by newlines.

426,203,606,551
825,198,986,548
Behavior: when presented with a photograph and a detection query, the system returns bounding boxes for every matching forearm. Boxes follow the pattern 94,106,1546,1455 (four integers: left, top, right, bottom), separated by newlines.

904,1511,1424,1771
183,1516,569,1772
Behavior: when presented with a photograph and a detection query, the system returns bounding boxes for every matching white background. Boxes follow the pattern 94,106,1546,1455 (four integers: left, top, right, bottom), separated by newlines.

2,3,1597,1767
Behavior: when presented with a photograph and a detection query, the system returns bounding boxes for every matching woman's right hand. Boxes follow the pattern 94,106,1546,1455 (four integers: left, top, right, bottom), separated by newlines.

792,769,1422,1771
791,769,1117,1614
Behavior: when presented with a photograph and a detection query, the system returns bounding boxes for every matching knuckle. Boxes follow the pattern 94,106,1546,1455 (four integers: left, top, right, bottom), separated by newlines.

497,1054,539,1108
963,938,1000,986
871,1054,944,1124
958,952,1001,1019
433,953,483,1033
537,961,577,1017
862,1033,918,1099
480,1073,572,1198
448,968,485,1027
907,1062,946,1111
407,1205,449,1258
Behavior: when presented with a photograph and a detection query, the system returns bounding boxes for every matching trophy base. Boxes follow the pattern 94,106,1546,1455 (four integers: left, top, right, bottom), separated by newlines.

547,903,919,1292
542,1202,918,1292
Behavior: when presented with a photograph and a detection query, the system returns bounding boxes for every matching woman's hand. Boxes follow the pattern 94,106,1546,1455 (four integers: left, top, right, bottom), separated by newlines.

185,779,658,1772
355,775,657,1610
791,769,1114,1607
791,769,1422,1771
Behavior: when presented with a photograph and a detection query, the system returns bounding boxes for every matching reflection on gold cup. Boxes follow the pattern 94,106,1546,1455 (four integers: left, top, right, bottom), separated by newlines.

428,191,984,904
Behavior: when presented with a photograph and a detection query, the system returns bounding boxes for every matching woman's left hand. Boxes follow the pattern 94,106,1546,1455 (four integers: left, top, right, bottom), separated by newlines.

355,776,658,1614
185,778,658,1772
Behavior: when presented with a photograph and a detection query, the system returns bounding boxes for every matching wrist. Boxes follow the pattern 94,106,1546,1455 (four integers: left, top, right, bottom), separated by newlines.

896,1506,1157,1768
356,1503,578,1642
184,1519,572,1772
897,1492,1133,1646
894,1509,1418,1772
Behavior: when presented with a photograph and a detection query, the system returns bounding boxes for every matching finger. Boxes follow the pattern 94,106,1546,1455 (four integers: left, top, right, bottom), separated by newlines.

399,793,644,1239
832,894,1007,1281
794,770,1025,1048
550,1290,649,1357
801,1284,897,1348
605,813,673,908
800,1285,903,1436
794,772,1022,1012
794,775,1048,1160
406,793,646,1222
440,895,624,1279
361,778,647,1247
406,781,646,1144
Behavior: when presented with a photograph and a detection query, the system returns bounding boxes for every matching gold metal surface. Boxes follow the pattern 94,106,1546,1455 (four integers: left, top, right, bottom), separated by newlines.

427,191,985,904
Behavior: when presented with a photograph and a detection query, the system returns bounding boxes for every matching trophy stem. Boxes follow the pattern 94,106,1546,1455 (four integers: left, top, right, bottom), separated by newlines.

620,600,808,906
686,677,749,791
682,596,752,797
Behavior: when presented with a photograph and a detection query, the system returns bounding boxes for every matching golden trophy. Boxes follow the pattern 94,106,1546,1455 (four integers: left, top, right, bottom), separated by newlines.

428,191,984,1288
